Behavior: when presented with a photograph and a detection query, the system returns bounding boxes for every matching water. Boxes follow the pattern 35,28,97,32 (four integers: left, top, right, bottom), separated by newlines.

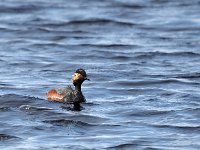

0,0,200,149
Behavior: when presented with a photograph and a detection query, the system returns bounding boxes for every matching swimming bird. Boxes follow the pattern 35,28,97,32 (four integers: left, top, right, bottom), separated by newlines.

47,69,89,109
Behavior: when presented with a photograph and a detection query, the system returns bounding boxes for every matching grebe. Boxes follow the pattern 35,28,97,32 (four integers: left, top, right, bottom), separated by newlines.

47,69,89,109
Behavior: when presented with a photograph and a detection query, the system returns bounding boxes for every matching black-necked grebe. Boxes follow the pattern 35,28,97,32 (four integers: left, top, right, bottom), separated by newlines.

47,69,89,108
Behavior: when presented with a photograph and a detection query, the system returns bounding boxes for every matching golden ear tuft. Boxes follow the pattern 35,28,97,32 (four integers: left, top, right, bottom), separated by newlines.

73,73,84,81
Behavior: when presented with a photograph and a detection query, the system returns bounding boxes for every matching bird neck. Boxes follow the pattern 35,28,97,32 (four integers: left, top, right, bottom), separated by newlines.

75,84,82,92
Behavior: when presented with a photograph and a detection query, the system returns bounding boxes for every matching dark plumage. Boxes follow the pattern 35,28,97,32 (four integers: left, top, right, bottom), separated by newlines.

47,69,89,109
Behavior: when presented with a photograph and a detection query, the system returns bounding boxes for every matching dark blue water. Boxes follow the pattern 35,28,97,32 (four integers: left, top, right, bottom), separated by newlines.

0,0,200,149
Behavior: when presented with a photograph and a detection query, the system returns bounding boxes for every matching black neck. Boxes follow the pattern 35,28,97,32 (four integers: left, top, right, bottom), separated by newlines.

75,84,82,92
73,80,83,92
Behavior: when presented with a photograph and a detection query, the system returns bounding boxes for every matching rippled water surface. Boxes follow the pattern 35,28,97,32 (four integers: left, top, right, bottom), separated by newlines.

0,0,200,149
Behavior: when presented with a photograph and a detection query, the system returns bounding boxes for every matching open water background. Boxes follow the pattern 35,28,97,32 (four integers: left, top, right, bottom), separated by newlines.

0,0,200,149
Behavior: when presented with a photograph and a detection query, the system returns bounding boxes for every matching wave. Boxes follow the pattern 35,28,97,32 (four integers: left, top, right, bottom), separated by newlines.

0,4,44,14
0,134,20,140
43,119,96,128
151,124,200,132
67,18,134,26
134,51,200,59
0,94,45,108
120,109,174,117
107,143,137,149
106,78,196,88
174,72,200,79
77,43,137,48
41,18,135,27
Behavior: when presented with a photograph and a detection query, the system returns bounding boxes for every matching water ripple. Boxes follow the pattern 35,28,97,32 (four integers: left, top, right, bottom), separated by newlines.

0,0,200,149
0,134,20,141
